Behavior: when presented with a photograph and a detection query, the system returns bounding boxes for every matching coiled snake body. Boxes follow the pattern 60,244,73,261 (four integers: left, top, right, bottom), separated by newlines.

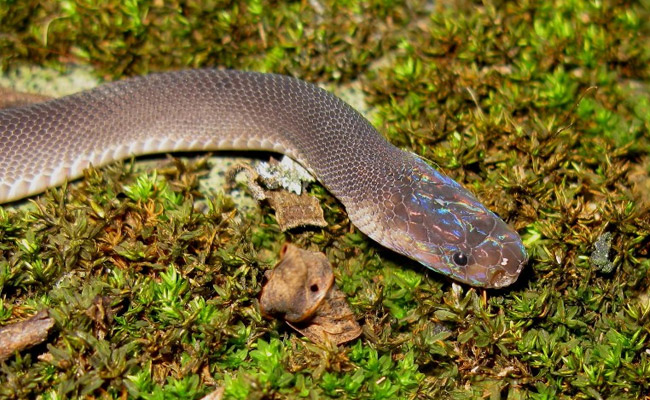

0,69,526,287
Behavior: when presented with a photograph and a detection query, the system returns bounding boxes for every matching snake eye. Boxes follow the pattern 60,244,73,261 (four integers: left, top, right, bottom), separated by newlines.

452,252,468,266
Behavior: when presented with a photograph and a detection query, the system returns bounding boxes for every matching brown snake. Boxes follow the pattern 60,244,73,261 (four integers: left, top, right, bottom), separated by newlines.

0,69,527,287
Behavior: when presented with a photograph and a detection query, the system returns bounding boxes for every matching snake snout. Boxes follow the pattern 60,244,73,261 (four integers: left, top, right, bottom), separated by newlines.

464,217,528,288
481,237,527,288
485,256,527,288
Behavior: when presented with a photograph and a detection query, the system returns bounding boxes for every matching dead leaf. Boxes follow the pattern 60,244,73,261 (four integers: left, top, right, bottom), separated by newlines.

288,284,362,345
85,296,115,339
260,243,333,322
260,244,361,345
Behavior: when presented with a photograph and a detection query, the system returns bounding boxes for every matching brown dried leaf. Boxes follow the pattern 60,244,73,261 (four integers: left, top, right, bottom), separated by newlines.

288,284,362,346
260,244,361,345
260,243,333,322
85,296,115,339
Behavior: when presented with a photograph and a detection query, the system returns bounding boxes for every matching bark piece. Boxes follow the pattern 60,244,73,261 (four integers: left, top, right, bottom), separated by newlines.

227,162,326,231
265,190,327,231
0,310,55,362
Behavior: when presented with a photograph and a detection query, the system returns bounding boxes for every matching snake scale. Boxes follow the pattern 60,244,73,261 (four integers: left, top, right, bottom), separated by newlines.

0,69,526,287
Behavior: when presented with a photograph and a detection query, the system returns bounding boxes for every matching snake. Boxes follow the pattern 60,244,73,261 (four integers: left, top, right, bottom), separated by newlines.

0,69,527,288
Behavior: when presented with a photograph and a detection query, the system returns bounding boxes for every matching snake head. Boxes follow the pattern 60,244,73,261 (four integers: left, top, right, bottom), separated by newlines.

380,154,527,288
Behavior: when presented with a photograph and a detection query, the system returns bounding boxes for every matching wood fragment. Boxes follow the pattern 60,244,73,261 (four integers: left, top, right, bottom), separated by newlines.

227,162,326,230
265,190,327,231
0,310,55,362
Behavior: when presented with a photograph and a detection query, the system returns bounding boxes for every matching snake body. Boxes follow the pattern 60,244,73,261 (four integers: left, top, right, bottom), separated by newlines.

0,69,526,287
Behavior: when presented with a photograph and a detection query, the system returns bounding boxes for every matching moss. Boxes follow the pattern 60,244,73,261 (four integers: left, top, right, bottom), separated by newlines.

1,0,650,399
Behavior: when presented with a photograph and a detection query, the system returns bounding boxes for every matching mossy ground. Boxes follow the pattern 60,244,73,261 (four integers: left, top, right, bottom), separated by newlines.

1,0,650,399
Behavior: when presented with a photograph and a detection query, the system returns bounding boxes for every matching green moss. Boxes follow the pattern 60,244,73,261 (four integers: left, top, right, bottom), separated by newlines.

1,0,650,399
